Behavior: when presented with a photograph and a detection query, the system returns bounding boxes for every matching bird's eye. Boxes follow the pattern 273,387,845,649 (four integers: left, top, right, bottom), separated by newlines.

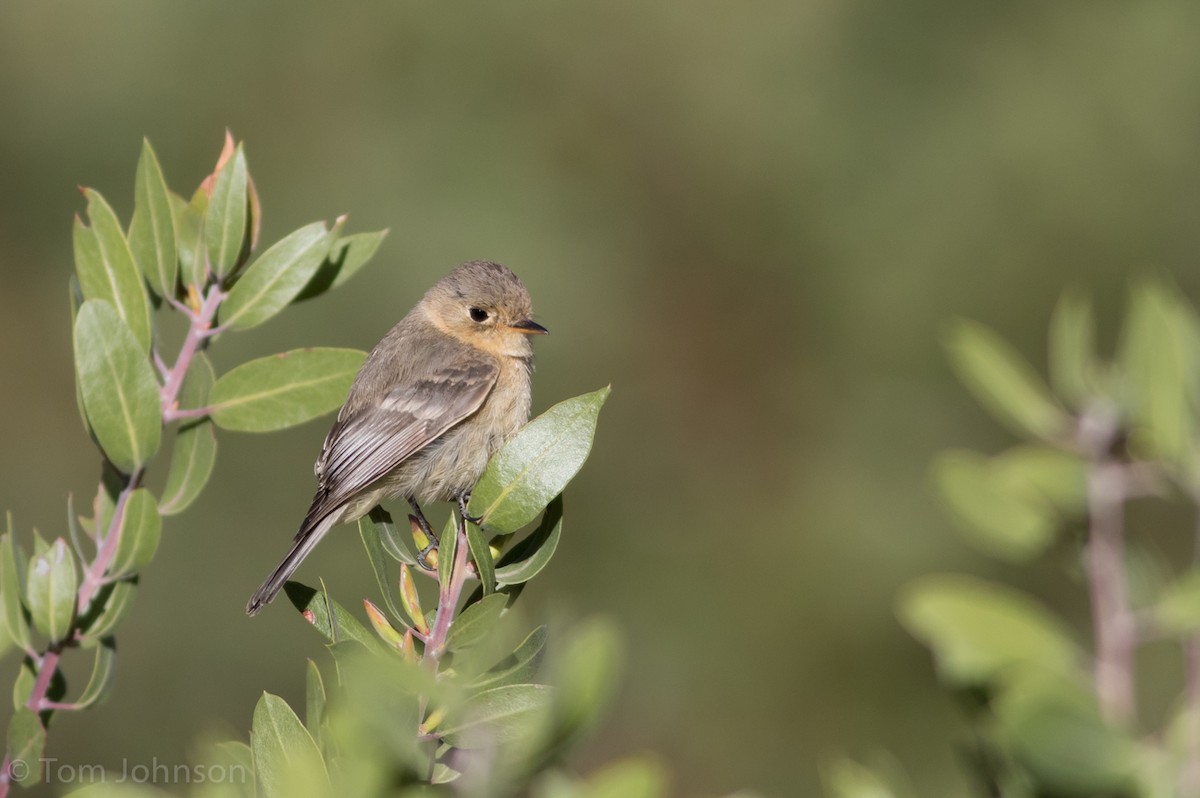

469,307,489,323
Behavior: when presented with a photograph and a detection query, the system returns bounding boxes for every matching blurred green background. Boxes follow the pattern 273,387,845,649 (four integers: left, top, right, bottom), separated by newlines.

3,2,1200,795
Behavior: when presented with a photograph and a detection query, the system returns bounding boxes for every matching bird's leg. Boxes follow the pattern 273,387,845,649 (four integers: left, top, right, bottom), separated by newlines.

408,498,439,571
456,491,483,525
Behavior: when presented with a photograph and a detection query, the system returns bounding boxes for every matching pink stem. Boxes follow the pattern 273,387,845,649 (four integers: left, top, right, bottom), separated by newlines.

423,516,472,663
9,282,229,765
1080,407,1136,726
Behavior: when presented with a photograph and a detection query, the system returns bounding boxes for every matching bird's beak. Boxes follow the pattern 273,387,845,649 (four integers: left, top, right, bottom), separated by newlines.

509,318,549,335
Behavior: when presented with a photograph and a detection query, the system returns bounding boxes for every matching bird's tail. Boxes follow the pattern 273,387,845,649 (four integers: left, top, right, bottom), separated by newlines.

246,511,339,616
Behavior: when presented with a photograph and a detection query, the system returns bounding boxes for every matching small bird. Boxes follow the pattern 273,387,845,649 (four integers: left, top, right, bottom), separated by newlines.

246,260,547,616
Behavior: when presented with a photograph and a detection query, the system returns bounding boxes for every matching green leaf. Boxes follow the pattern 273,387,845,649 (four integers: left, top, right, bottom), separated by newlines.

206,144,249,279
932,451,1058,561
470,387,610,534
466,520,496,595
222,222,335,330
447,593,508,653
472,625,549,693
209,348,365,433
128,139,178,298
1154,569,1200,636
822,757,898,798
1,531,31,653
363,599,405,649
294,229,389,301
398,563,427,635
1118,281,1197,468
944,319,1068,441
496,495,563,585
251,692,329,798
0,595,11,661
26,538,77,643
69,277,92,438
1048,289,1096,408
79,579,136,641
358,513,403,621
72,636,117,709
75,300,163,473
368,506,417,566
11,659,34,710
305,659,326,748
990,445,1087,516
552,617,623,743
442,684,554,748
897,574,1080,686
439,513,459,589
283,582,383,653
174,188,209,287
160,353,217,515
7,708,46,786
581,757,670,798
995,675,1136,794
110,489,161,578
75,190,153,352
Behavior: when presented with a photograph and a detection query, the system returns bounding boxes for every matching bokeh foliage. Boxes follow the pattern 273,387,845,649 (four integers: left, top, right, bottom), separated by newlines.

834,281,1200,796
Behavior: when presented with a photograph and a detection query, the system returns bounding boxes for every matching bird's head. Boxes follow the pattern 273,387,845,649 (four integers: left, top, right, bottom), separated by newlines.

422,260,548,358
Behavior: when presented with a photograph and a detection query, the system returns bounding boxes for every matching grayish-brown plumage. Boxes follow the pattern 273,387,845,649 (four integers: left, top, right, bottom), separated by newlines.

246,261,546,615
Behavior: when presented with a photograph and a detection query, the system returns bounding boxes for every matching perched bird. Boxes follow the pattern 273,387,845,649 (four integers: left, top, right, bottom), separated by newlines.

246,260,547,616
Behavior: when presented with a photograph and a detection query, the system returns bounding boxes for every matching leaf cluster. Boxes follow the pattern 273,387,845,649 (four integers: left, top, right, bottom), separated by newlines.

2,134,385,788
832,280,1200,797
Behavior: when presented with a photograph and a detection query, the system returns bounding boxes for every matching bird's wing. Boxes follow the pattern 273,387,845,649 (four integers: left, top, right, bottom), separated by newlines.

312,355,498,514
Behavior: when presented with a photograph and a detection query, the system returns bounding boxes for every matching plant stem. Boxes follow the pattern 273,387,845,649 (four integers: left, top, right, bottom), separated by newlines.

160,285,224,415
423,513,472,664
9,282,228,768
1081,406,1136,726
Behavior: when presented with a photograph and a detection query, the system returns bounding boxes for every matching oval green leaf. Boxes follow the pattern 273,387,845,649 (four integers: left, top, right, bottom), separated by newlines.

209,348,366,433
7,708,46,786
305,659,326,746
0,532,31,652
75,300,162,473
995,676,1136,794
466,521,495,595
26,538,77,643
295,229,389,302
446,593,508,653
283,581,383,652
75,190,153,352
206,144,249,279
110,489,161,578
897,573,1080,686
160,353,218,515
932,450,1058,561
1118,281,1197,468
469,386,609,534
358,513,403,622
252,692,329,798
128,139,178,299
73,637,117,709
174,188,209,287
441,684,553,748
222,222,334,330
368,506,417,566
495,495,563,586
553,617,624,741
944,319,1067,441
471,625,548,693
79,579,137,641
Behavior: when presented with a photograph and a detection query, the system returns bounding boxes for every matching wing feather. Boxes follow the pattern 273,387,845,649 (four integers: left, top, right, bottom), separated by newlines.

311,356,498,517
